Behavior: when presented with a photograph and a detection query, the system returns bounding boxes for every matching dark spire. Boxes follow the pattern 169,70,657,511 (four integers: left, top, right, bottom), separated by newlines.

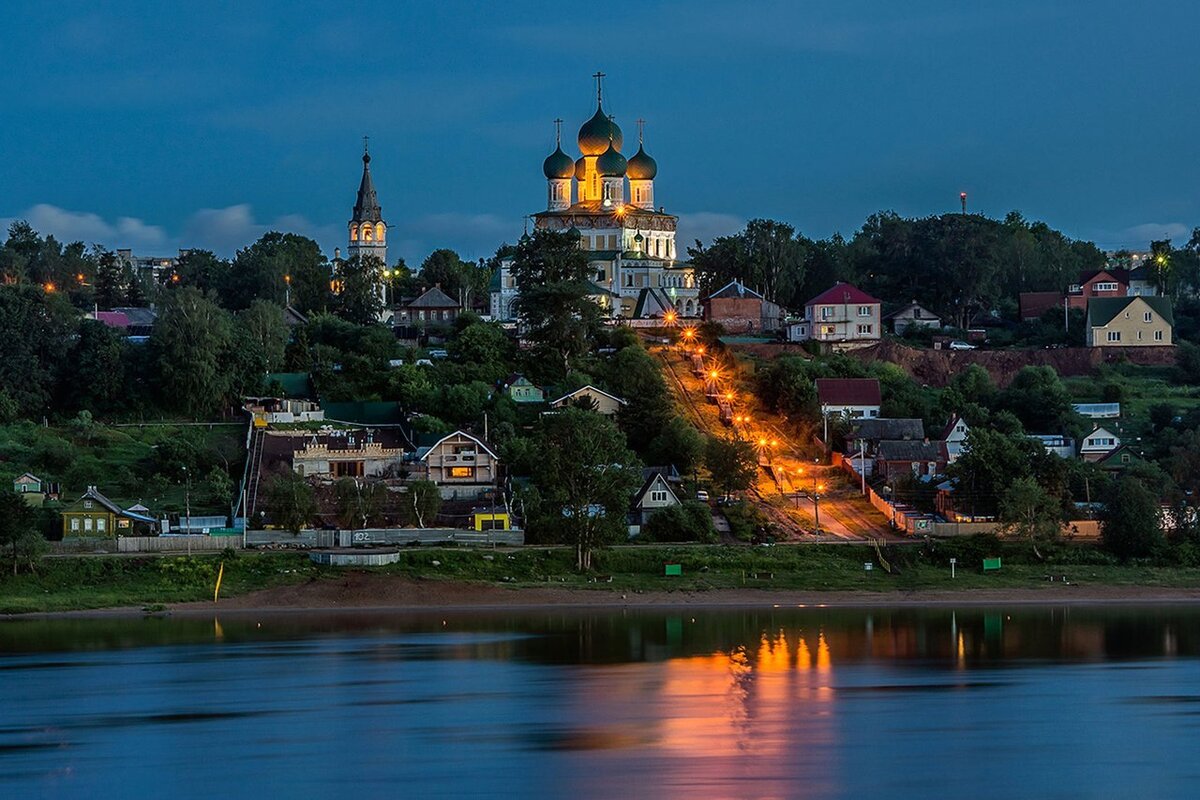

352,139,382,223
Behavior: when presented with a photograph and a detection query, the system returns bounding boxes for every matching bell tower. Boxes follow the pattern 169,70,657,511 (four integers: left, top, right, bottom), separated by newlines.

348,137,387,266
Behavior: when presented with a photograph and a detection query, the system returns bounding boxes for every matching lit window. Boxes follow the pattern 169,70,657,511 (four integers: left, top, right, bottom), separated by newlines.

97,518,106,532
450,466,473,478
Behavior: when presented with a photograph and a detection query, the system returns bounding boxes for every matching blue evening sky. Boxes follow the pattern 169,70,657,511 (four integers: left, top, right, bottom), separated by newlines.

1,1,1197,264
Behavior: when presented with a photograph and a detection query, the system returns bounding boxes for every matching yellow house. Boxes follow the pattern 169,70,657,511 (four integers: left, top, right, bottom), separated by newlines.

61,486,155,537
1086,296,1173,347
548,385,628,416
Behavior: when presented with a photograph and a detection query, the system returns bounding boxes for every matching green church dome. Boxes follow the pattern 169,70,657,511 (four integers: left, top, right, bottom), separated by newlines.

578,104,624,156
596,140,627,177
543,145,575,179
626,144,657,180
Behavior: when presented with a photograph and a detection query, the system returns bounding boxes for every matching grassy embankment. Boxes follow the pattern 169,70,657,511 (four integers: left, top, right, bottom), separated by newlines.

0,420,243,513
4,540,1200,613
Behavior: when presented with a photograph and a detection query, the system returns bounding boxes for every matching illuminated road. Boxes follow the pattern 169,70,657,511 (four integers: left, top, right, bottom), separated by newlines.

653,339,895,542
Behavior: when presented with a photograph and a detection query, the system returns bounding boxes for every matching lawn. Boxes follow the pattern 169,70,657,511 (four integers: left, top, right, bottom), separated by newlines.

4,542,1199,614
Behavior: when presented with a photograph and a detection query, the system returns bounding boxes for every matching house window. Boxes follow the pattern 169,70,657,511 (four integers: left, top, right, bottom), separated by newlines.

651,490,668,503
858,306,871,317
1144,311,1153,322
97,518,106,532
1155,330,1164,341
820,306,834,319
857,324,873,335
1068,284,1081,292
71,518,80,531
1107,331,1121,342
1094,282,1118,292
821,325,836,336
450,466,473,479
1121,453,1131,464
84,518,93,531
84,500,93,509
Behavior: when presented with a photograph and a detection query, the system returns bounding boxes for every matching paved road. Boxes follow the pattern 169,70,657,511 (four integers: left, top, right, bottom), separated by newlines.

654,341,897,542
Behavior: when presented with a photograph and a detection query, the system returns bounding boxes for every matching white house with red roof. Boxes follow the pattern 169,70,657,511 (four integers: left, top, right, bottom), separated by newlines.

787,282,882,344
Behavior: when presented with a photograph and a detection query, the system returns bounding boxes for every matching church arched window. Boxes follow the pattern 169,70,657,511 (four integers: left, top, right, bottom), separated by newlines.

350,224,359,242
375,223,385,241
362,225,373,241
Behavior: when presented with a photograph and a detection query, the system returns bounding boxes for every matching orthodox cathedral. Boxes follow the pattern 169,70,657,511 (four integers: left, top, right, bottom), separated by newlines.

490,75,700,321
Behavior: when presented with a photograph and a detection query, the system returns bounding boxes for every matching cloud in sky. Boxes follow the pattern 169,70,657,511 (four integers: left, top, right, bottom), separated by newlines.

0,204,522,264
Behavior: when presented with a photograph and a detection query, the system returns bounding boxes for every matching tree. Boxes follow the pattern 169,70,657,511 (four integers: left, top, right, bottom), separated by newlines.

645,418,705,475
641,501,715,542
93,249,127,309
530,408,642,570
998,476,1062,559
64,319,127,416
688,219,806,306
998,366,1076,435
405,479,443,528
449,321,512,381
0,489,42,575
334,478,383,529
264,471,316,533
235,302,289,383
172,249,230,295
510,230,602,378
226,232,328,312
418,249,490,307
204,466,234,511
705,436,758,498
1101,476,1163,560
0,285,76,417
150,288,234,417
607,344,674,448
332,254,385,324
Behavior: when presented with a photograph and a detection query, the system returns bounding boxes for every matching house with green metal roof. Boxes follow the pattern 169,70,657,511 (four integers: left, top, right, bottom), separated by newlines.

1086,296,1173,347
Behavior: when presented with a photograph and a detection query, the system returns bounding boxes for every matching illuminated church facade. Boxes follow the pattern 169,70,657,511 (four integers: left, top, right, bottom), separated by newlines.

490,76,699,322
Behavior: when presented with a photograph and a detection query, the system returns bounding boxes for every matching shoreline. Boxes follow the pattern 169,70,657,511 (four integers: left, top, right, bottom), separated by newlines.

11,576,1200,620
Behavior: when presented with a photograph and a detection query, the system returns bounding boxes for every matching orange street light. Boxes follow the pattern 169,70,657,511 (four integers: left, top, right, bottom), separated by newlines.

664,309,678,325
682,327,696,339
43,282,55,293
76,273,85,283
284,274,292,284
770,439,778,448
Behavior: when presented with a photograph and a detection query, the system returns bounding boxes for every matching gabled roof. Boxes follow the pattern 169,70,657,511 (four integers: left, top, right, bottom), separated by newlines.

1077,268,1130,286
805,282,880,307
816,378,881,407
1082,425,1119,442
14,471,42,484
884,301,940,320
632,288,675,318
549,385,628,407
502,373,536,388
631,471,681,508
111,307,158,327
405,286,460,309
849,418,925,442
91,311,131,328
876,440,945,462
1096,444,1140,469
418,430,498,461
939,413,967,441
71,485,152,521
1086,296,1174,327
707,280,764,301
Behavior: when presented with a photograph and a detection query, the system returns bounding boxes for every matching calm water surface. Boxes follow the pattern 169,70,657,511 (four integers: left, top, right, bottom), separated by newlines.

3,606,1200,799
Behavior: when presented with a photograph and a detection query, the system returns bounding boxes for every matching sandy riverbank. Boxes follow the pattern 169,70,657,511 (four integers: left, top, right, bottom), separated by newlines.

17,573,1200,619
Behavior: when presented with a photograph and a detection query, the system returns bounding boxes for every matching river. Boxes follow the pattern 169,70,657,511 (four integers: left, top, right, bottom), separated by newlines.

3,606,1200,798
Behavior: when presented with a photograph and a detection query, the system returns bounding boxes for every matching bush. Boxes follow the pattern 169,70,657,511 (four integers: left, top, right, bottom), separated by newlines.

723,501,770,542
640,501,715,543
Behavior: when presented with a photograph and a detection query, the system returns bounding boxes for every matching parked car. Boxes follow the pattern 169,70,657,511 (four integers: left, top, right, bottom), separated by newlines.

948,340,976,351
696,490,710,502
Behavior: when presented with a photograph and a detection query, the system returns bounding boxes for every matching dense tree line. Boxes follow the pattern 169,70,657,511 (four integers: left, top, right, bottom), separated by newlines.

690,212,1200,329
